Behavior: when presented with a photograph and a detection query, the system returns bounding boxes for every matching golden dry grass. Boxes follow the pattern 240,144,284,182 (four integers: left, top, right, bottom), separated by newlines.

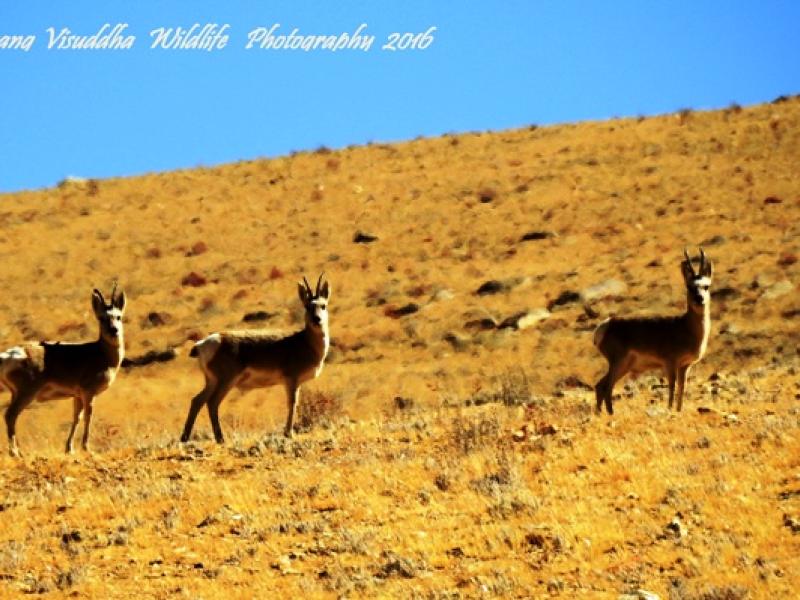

0,97,799,597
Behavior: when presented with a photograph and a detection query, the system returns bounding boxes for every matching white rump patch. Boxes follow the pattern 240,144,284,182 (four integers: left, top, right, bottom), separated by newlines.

194,333,222,366
0,346,27,361
0,346,28,379
593,318,611,347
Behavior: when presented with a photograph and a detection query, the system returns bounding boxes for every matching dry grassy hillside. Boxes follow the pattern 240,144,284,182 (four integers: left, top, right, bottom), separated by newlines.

0,97,799,598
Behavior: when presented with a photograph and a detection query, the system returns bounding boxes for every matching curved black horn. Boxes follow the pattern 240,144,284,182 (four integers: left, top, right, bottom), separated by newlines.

110,279,118,303
315,273,324,296
302,276,312,294
699,247,706,271
683,247,694,274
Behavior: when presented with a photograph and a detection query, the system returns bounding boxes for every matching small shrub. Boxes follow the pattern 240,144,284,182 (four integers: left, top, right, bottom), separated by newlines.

495,369,533,407
450,413,500,454
296,389,344,432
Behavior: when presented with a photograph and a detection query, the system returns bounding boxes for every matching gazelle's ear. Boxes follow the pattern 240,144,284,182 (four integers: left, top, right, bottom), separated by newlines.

92,289,105,315
319,280,331,300
113,289,127,312
298,282,309,304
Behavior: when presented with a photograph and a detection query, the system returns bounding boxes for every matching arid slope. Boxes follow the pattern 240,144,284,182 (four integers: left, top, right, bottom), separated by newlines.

0,98,799,597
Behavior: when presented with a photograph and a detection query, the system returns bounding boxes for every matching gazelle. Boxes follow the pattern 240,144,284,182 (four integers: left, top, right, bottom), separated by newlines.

593,248,713,415
180,274,331,443
1,285,126,456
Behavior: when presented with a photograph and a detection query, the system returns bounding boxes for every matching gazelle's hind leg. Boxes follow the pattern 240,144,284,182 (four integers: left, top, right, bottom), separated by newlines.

181,375,215,443
4,386,40,457
206,376,236,444
595,372,609,414
597,356,631,416
666,365,677,410
65,396,83,454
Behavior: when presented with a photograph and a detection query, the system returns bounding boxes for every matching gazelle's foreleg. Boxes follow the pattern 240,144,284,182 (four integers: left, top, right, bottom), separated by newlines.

80,394,95,452
667,366,677,410
675,365,690,411
65,396,83,454
284,380,299,438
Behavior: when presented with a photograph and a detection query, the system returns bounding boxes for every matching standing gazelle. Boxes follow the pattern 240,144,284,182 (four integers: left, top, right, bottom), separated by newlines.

593,248,713,415
181,274,331,443
1,285,126,456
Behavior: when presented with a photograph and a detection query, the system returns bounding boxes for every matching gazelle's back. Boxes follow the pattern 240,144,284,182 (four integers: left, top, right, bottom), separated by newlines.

595,315,697,361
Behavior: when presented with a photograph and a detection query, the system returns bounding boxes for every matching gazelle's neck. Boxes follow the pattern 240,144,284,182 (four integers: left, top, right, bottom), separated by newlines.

99,332,125,368
684,295,711,356
305,321,329,361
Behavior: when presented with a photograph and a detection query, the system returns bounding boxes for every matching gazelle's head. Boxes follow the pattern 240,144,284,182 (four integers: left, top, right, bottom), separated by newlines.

298,274,331,331
92,283,126,345
681,247,713,312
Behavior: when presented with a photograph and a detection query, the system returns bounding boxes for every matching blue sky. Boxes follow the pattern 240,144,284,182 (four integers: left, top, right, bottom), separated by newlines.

1,1,798,192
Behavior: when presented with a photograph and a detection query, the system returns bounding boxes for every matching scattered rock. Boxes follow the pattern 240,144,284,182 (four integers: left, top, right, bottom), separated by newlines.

353,231,378,244
643,143,662,157
700,235,727,247
581,279,628,302
477,188,497,203
242,310,275,323
556,375,592,391
512,426,528,442
465,317,498,331
548,290,581,310
122,348,178,368
142,311,172,328
187,241,208,256
537,423,558,436
665,514,687,539
497,312,526,329
764,196,783,204
394,396,414,410
430,289,454,302
443,332,469,351
517,309,551,329
619,591,661,600
646,405,669,418
476,280,507,296
181,272,207,287
376,552,417,579
763,280,794,299
778,253,798,267
711,286,739,301
520,230,555,242
783,514,800,534
385,303,419,318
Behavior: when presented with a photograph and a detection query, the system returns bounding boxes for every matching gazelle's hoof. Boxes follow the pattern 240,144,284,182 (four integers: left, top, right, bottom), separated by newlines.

283,429,294,439
9,448,21,459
